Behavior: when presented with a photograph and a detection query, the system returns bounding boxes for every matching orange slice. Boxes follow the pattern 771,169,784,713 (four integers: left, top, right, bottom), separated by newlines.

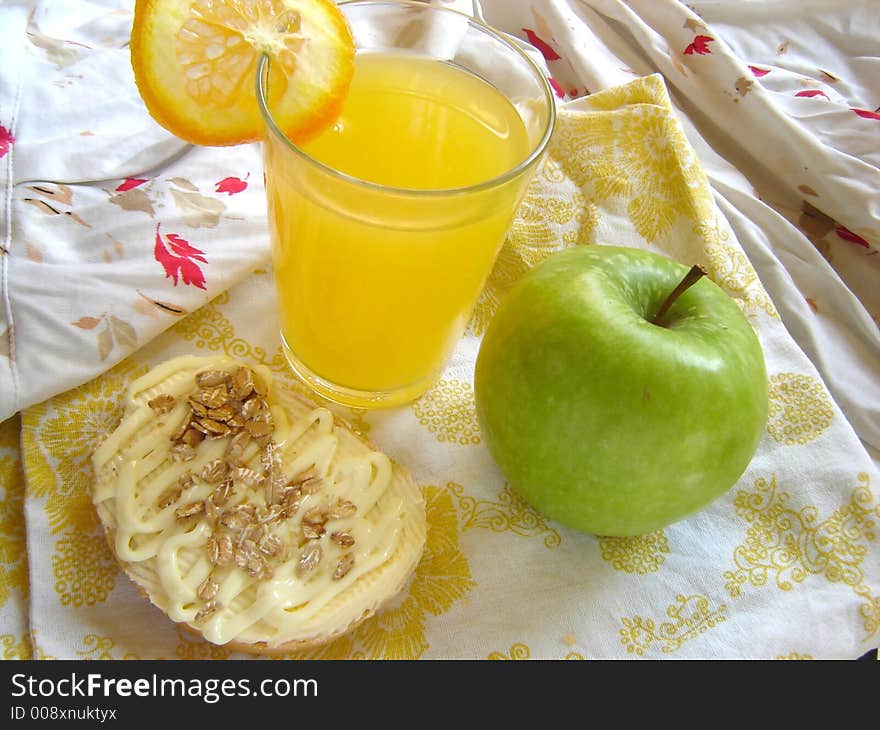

131,0,355,146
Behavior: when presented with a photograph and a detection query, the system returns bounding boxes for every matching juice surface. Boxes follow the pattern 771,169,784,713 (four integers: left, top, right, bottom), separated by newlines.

265,51,532,398
302,52,529,189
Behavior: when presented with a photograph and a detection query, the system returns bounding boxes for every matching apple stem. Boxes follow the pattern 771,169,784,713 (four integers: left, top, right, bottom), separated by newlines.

651,265,706,326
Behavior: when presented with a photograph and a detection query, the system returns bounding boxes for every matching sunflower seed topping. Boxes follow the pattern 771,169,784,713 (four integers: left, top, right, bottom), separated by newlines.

197,576,219,601
197,385,229,409
297,543,322,576
170,411,193,442
195,370,229,388
231,366,255,399
200,459,229,484
259,534,283,557
330,530,355,548
181,428,204,448
170,442,197,462
245,420,272,438
154,361,362,618
148,394,176,414
194,600,219,623
157,487,181,510
325,499,357,521
175,501,204,520
333,552,354,581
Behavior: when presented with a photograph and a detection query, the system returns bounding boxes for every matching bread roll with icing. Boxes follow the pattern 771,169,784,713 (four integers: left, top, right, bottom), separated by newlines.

91,354,426,653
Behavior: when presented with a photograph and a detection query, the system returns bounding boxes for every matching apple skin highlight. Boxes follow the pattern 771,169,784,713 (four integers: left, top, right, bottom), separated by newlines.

474,245,768,537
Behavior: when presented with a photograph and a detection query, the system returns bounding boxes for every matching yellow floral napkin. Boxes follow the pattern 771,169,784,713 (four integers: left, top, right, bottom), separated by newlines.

6,74,879,660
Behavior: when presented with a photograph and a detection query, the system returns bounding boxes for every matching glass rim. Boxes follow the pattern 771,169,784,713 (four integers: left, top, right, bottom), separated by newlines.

256,0,557,198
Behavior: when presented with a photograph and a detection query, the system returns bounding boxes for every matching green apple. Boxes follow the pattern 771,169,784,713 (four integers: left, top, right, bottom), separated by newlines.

474,245,768,536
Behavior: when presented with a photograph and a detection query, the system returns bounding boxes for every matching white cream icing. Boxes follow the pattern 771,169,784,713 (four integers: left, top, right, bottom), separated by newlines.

91,355,424,647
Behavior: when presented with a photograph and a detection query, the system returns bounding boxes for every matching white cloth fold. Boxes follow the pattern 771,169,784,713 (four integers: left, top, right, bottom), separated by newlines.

1,1,269,419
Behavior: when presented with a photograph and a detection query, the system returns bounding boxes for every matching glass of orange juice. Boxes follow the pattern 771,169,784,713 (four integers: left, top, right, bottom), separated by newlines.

258,0,555,408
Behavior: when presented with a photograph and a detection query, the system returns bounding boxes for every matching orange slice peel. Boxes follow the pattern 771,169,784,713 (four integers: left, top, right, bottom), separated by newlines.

131,0,355,146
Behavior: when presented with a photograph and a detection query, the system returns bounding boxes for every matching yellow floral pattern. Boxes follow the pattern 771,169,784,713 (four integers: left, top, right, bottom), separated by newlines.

1,633,33,660
599,530,669,574
2,630,55,660
468,159,599,336
0,415,28,607
285,484,474,659
172,290,232,342
21,362,142,610
776,652,813,660
174,291,286,372
449,482,562,548
724,473,879,637
22,361,143,530
412,379,480,445
488,642,531,660
577,76,715,244
704,242,780,318
767,372,835,445
513,189,597,256
858,594,880,638
469,75,727,336
0,412,19,450
487,643,586,660
468,233,534,337
76,634,141,660
51,528,118,607
620,594,728,656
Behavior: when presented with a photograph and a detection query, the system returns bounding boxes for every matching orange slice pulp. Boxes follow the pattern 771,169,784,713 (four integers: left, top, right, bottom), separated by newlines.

130,0,355,146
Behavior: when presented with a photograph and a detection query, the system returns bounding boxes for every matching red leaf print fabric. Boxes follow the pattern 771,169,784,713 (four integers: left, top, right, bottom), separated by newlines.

214,174,249,195
852,108,880,120
796,89,830,99
522,28,561,61
116,177,148,192
548,76,565,99
684,35,714,55
0,124,14,158
835,225,870,248
154,224,208,289
749,65,770,77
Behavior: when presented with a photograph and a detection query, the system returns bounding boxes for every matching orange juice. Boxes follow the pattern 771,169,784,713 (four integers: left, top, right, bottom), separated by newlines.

263,51,534,406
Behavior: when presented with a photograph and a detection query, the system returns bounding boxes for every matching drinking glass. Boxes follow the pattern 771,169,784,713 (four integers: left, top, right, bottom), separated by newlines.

258,0,555,408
